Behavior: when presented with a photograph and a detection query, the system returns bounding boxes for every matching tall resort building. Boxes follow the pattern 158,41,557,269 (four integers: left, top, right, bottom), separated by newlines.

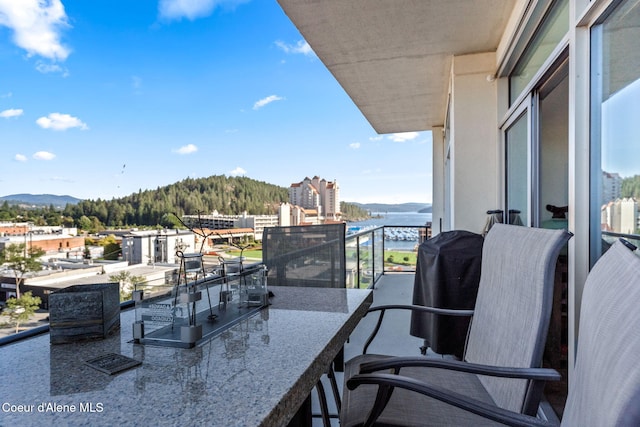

288,176,341,221
278,0,640,381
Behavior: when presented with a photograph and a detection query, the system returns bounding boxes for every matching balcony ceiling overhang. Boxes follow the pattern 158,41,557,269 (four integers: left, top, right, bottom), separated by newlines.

277,0,516,134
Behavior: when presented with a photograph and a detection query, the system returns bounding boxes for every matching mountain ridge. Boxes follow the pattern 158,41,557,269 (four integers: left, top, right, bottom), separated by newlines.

1,192,431,213
351,202,432,213
0,194,82,207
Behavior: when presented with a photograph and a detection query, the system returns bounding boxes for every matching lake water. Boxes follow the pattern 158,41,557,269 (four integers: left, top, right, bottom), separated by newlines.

349,211,432,228
347,212,432,250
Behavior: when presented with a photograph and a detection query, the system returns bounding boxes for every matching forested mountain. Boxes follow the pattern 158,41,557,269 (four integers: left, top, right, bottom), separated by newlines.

621,175,640,200
62,175,290,228
351,202,431,213
340,202,372,221
0,194,81,207
1,175,372,230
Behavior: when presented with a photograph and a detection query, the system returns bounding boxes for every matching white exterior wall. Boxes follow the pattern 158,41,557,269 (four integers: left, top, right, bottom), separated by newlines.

447,52,500,234
620,198,638,234
124,232,196,265
279,203,291,227
431,126,445,235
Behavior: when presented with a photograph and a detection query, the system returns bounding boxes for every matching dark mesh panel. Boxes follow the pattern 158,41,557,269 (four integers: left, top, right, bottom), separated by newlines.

263,224,346,288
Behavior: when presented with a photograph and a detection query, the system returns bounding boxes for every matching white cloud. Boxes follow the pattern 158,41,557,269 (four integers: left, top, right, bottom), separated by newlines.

229,167,246,176
275,40,314,57
349,142,361,149
36,60,69,76
15,153,27,162
174,144,198,154
1,92,12,98
0,108,23,118
50,175,74,182
253,95,283,110
0,0,71,61
388,132,419,142
369,135,383,141
158,0,248,21
33,151,56,160
36,113,88,131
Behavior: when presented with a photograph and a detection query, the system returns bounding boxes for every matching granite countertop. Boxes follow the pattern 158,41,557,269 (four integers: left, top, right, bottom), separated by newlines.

0,286,372,427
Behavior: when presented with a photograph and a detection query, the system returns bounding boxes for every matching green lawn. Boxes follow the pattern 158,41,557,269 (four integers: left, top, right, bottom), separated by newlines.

223,248,417,266
227,249,263,260
384,250,417,266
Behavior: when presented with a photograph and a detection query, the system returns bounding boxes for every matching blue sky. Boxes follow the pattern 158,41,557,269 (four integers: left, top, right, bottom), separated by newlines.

0,0,432,205
602,77,640,178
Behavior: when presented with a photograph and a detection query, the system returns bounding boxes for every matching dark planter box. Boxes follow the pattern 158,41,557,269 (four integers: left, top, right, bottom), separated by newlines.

49,282,121,344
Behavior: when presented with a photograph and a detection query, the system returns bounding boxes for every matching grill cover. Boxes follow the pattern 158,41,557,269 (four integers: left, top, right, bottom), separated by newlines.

410,230,483,358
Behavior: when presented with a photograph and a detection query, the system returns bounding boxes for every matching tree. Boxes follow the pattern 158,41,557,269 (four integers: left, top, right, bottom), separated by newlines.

0,243,45,298
4,292,42,333
78,215,92,231
103,242,121,261
109,271,146,301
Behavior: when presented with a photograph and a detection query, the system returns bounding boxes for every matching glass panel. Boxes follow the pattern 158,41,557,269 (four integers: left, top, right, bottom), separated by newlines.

345,234,359,288
374,228,384,282
539,71,569,232
133,264,268,347
358,232,373,289
383,226,421,271
506,112,529,226
592,0,640,259
262,224,347,288
510,0,570,105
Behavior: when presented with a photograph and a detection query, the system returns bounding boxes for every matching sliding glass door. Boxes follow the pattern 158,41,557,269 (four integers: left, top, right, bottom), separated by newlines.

505,105,530,226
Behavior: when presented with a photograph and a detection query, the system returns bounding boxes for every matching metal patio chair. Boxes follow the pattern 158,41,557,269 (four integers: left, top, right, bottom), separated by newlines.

341,223,572,426
344,238,640,426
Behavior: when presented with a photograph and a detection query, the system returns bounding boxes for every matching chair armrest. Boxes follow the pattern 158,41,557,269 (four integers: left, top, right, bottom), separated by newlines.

363,304,474,354
367,304,475,317
359,357,562,382
346,373,556,427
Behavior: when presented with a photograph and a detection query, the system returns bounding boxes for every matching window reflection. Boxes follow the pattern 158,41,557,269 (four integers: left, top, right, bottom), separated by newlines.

593,0,640,257
506,112,529,226
510,0,569,105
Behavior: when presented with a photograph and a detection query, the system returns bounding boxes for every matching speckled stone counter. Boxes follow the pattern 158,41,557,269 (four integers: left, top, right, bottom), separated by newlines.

0,286,372,427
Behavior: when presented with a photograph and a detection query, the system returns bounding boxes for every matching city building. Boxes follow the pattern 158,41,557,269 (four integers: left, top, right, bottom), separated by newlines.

288,176,341,221
602,171,623,203
181,210,279,241
121,229,197,265
602,197,639,234
278,202,321,226
0,222,85,260
18,261,176,309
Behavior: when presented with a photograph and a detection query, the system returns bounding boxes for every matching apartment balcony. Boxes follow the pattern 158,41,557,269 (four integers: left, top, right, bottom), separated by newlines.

0,223,575,426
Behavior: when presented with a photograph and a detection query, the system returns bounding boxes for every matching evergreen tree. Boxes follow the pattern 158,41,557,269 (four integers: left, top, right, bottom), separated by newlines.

0,243,45,298
4,292,42,333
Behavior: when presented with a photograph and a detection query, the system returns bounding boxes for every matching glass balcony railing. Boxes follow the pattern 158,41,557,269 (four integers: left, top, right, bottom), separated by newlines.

1,223,430,344
346,224,430,289
602,231,640,252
